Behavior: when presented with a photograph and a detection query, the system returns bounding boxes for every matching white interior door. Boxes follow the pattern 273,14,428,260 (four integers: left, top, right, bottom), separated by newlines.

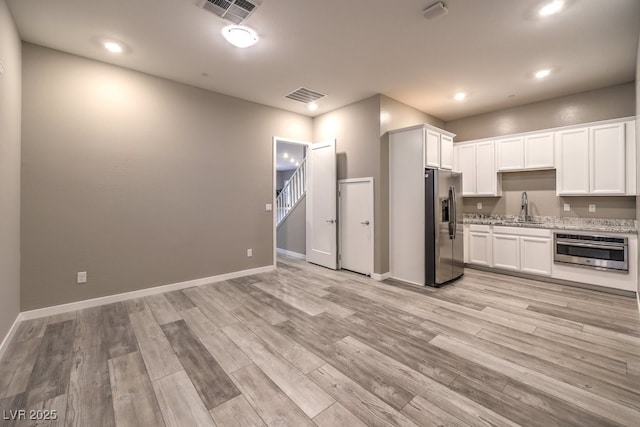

339,178,374,276
306,140,337,269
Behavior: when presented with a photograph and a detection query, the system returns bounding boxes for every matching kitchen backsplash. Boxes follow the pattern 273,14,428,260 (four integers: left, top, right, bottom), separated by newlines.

462,170,637,220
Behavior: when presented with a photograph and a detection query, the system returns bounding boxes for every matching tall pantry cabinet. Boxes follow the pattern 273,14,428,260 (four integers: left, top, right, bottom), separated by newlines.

389,124,456,285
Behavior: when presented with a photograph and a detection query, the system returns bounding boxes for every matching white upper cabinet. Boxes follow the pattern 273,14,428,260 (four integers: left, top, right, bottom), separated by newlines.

556,121,631,196
456,143,477,195
424,129,441,168
524,132,555,169
497,137,524,171
497,132,554,171
454,141,501,197
590,123,625,195
440,134,454,170
556,128,589,195
476,141,500,196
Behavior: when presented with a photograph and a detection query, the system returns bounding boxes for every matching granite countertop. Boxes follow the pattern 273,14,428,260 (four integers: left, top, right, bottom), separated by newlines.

463,214,637,234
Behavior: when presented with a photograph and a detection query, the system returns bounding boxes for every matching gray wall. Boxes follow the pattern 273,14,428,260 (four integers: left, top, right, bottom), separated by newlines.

465,170,636,219
0,0,21,342
313,94,443,274
447,82,635,142
449,83,637,218
276,196,306,256
636,29,640,300
21,43,313,310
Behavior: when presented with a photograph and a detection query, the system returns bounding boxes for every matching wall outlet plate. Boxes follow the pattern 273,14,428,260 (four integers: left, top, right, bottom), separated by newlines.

0,61,5,75
564,203,570,212
265,203,272,212
247,248,252,257
589,204,596,213
77,271,87,284
477,202,482,210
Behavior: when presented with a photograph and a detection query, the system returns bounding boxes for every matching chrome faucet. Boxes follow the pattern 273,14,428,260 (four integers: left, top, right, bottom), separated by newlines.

521,191,529,221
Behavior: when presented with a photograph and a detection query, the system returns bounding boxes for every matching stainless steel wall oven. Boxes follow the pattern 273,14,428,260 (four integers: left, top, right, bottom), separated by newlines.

554,232,628,273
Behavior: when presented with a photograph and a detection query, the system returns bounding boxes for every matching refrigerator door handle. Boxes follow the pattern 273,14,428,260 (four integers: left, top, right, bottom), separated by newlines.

449,186,456,239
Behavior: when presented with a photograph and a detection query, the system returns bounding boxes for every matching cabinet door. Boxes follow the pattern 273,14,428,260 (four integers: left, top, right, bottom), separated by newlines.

463,224,469,263
497,137,524,171
590,123,625,194
492,234,520,270
457,144,476,195
556,128,589,195
520,237,551,276
475,141,497,195
625,121,636,196
525,132,554,169
425,129,441,168
469,232,491,266
440,134,453,170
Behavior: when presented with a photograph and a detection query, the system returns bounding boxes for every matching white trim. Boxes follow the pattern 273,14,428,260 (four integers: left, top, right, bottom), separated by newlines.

338,177,375,276
0,314,23,361
19,265,275,321
371,272,391,281
276,248,306,260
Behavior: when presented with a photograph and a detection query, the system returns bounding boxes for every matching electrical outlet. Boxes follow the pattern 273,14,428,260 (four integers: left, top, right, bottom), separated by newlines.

477,202,482,210
589,204,596,213
564,203,570,212
265,204,272,212
77,271,87,284
247,248,252,257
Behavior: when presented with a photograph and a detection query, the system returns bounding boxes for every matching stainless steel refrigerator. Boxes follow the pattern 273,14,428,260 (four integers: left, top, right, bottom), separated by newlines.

425,168,464,287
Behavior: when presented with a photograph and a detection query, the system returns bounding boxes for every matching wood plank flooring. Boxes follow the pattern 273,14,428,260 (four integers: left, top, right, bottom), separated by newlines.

1,256,640,426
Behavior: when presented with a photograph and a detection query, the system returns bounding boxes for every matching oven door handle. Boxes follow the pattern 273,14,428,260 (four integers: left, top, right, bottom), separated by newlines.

556,241,626,251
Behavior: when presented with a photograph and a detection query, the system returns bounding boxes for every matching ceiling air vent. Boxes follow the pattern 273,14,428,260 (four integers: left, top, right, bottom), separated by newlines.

198,0,260,25
285,87,327,104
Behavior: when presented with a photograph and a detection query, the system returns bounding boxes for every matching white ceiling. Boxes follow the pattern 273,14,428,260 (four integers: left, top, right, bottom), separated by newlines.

276,141,306,171
7,0,640,121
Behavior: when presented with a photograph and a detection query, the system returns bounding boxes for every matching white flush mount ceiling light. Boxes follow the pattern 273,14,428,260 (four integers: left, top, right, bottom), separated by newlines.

308,102,318,111
221,25,259,48
539,0,564,17
454,92,467,101
103,41,124,53
535,68,552,79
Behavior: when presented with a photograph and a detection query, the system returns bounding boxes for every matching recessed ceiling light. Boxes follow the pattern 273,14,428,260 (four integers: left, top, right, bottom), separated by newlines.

539,0,564,17
290,158,295,163
283,152,289,158
454,92,467,101
535,69,552,79
308,102,318,111
295,162,300,167
221,25,259,48
103,41,123,54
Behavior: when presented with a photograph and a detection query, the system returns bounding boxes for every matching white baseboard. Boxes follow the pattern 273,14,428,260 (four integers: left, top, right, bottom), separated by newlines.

0,314,23,361
276,248,306,260
371,272,391,281
19,265,275,321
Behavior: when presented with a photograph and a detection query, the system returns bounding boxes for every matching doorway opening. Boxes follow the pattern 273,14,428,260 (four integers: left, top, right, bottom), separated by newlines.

272,137,310,266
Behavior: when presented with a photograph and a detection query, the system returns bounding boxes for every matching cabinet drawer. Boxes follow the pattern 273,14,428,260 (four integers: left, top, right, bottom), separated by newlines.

469,224,491,233
493,226,551,237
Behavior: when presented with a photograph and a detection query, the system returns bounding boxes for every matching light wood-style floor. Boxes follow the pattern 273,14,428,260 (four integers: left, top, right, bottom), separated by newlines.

1,256,640,426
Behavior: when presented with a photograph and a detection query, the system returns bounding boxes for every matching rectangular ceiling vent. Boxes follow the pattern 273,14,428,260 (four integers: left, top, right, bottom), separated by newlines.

285,87,327,104
198,0,260,25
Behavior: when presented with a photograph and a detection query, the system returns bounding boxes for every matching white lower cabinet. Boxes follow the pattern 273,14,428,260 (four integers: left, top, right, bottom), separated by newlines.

468,225,492,266
492,234,520,270
466,225,551,277
520,236,552,276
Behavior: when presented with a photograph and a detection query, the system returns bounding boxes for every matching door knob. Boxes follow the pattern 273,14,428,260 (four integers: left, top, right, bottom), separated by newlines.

325,219,336,224
360,220,370,225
